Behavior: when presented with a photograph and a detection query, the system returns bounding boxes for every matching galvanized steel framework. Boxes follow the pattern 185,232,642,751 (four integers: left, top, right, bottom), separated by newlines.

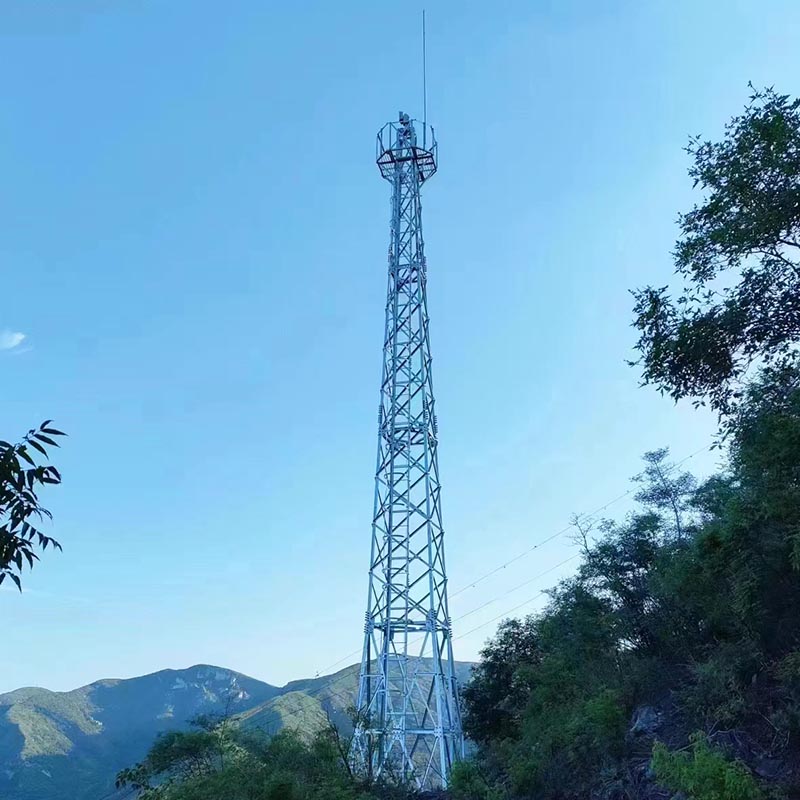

352,113,463,789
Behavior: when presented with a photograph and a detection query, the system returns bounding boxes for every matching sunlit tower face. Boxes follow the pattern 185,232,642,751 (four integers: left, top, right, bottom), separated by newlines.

351,113,464,789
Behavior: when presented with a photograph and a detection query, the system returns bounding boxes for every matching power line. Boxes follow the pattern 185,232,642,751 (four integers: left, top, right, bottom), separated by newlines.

455,588,550,641
274,554,595,725
450,444,713,640
309,442,713,682
453,553,580,622
292,441,713,725
269,555,579,730
314,647,363,679
107,441,714,773
102,435,713,785
270,550,581,723
449,442,711,599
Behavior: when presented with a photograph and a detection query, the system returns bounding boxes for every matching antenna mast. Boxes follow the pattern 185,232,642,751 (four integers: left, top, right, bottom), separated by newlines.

422,10,427,137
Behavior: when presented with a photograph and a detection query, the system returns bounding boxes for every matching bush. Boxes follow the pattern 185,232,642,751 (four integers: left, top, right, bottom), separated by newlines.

448,760,504,800
775,651,800,691
681,640,761,728
651,734,765,800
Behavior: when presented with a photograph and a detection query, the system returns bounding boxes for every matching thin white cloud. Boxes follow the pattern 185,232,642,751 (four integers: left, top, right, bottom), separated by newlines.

0,330,26,351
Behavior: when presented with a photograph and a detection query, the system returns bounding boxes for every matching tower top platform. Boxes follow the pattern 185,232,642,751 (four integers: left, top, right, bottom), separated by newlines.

376,111,437,183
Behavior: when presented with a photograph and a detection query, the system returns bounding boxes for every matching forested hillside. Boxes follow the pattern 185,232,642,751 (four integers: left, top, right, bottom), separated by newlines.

453,370,800,798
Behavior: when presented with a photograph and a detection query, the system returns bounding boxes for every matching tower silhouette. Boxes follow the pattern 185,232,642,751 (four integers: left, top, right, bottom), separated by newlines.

352,112,463,789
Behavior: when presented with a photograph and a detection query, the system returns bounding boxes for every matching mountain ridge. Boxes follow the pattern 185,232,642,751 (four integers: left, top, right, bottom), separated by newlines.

0,660,474,800
0,662,275,696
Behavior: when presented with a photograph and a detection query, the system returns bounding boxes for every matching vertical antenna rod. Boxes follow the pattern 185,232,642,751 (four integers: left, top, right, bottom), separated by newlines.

422,9,428,137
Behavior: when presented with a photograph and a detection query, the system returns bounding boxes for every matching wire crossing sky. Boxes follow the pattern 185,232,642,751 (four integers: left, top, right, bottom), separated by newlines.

2,0,799,693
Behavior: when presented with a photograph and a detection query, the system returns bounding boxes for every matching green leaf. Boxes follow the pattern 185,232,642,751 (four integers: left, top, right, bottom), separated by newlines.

27,439,47,456
17,447,35,467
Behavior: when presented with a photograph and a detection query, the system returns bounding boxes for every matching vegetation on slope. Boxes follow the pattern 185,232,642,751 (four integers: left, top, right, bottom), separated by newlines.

116,713,412,800
237,691,330,739
5,687,100,757
453,370,800,797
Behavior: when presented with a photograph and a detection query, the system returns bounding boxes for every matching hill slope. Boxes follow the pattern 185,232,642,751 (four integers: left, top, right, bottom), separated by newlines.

0,660,474,800
0,665,279,800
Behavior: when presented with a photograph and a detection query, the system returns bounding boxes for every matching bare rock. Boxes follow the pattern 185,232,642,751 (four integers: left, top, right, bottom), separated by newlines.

629,705,662,738
754,756,785,781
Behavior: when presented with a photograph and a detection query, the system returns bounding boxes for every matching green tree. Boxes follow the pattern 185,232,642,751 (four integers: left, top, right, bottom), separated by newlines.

0,420,65,591
116,714,237,798
632,86,800,420
117,713,409,800
633,447,697,540
448,760,502,800
461,616,541,746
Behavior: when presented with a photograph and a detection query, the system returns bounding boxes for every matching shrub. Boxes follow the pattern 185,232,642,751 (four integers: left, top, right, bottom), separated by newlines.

652,734,765,800
448,760,504,800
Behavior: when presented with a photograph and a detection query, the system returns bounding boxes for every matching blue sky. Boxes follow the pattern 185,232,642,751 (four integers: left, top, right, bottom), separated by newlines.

2,0,798,693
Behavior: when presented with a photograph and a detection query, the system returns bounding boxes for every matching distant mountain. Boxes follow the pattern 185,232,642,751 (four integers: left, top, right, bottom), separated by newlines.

0,665,279,800
0,661,473,800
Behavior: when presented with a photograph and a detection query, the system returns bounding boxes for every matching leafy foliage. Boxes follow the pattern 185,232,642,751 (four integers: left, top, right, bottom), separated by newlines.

117,712,412,800
631,86,800,420
448,760,502,800
633,447,697,540
461,617,540,746
652,734,765,800
0,420,65,590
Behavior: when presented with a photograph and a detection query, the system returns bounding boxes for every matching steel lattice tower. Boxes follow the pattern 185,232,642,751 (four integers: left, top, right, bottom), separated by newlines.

352,112,463,789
